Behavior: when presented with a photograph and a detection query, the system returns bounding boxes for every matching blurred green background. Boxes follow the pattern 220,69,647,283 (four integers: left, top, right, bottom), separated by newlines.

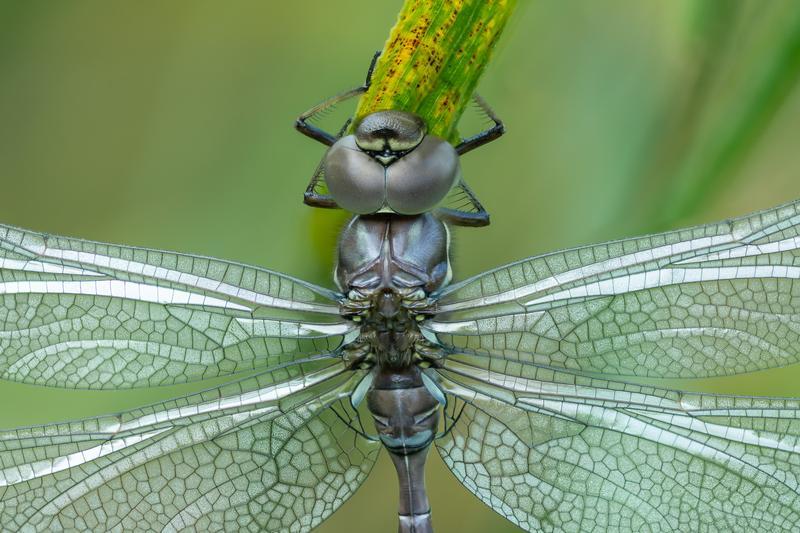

1,1,800,531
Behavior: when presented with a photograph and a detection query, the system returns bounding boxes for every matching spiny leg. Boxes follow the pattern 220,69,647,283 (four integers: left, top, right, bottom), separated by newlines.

435,179,490,227
295,86,366,146
455,93,505,155
436,94,504,225
294,51,381,146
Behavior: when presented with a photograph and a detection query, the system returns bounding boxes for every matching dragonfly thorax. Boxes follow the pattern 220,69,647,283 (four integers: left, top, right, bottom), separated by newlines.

336,213,450,368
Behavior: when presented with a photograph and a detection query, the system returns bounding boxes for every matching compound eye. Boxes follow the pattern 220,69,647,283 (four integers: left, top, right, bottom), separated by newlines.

385,135,460,215
355,110,426,154
323,135,385,214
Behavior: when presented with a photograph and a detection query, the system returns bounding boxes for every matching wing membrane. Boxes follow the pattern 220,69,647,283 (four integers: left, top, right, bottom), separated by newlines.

426,199,800,379
0,223,355,388
433,355,800,532
0,358,379,532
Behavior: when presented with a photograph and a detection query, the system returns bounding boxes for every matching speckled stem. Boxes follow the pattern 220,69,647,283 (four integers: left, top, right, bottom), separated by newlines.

354,0,517,144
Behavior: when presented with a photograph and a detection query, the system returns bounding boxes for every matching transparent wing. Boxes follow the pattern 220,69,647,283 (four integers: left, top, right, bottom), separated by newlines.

0,223,355,389
433,354,800,532
426,199,800,379
0,358,380,532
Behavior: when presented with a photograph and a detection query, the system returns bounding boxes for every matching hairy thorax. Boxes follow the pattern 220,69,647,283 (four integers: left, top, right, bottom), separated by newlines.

335,213,451,368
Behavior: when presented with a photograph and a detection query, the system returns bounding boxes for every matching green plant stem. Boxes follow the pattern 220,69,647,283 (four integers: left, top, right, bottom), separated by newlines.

354,0,517,143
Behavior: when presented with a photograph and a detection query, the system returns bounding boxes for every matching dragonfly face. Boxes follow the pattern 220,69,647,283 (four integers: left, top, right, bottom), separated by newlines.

323,110,460,215
353,110,426,161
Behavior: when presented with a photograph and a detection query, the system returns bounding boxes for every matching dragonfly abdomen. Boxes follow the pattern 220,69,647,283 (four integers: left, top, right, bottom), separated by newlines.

366,366,440,533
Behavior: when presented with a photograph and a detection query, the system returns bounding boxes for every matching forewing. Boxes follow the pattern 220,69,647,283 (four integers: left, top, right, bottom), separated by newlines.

0,358,380,532
0,223,355,389
426,199,800,379
433,355,800,532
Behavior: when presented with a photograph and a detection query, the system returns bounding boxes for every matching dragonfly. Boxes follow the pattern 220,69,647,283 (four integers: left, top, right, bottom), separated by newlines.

2,60,800,533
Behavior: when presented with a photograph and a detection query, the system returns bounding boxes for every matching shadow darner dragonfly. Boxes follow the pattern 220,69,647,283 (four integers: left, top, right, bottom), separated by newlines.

2,66,800,532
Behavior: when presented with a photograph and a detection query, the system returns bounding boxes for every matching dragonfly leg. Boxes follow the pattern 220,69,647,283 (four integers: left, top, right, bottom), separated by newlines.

303,161,340,209
401,289,438,318
433,95,501,226
294,51,381,146
454,93,505,155
294,86,367,146
415,339,446,368
340,291,373,319
435,180,491,227
364,49,380,87
341,341,373,369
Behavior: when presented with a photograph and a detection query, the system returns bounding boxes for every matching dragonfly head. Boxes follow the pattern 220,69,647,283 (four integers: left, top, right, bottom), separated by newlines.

323,110,460,215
